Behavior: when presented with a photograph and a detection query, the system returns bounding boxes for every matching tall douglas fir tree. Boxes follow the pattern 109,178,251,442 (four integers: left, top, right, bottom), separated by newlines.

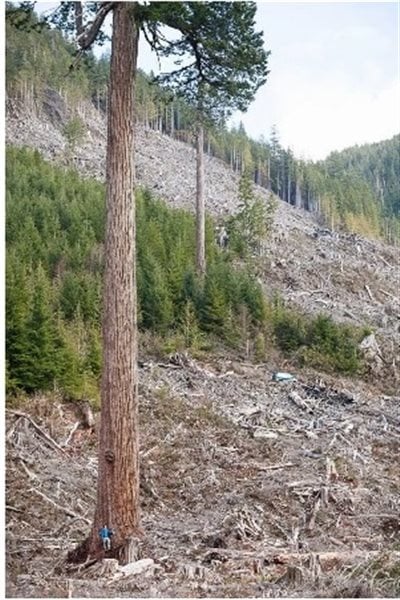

15,1,270,564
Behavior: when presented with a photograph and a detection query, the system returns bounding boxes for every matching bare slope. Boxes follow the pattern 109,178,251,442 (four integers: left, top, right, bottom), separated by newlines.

6,96,400,598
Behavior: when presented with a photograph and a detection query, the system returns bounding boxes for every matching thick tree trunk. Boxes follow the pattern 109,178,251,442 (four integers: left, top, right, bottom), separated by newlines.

85,2,140,564
196,122,206,276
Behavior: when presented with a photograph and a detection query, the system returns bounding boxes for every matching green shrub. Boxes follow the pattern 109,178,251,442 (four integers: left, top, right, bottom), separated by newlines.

305,315,361,373
270,302,363,374
273,309,306,353
6,147,368,398
227,171,276,258
254,331,266,361
63,116,86,152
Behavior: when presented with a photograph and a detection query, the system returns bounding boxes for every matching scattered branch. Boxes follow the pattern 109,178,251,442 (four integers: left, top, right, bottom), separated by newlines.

63,421,82,447
364,284,375,302
201,548,400,570
29,487,91,524
76,2,115,51
6,505,23,513
6,409,65,454
235,462,296,471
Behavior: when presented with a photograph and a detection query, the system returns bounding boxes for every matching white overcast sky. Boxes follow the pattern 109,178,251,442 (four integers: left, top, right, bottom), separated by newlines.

30,1,400,160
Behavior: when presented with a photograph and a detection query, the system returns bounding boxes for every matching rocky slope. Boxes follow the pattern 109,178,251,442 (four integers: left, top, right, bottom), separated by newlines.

6,94,399,383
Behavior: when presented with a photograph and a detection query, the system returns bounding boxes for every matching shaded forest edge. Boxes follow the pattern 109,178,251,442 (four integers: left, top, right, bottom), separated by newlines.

6,2,400,243
6,147,373,402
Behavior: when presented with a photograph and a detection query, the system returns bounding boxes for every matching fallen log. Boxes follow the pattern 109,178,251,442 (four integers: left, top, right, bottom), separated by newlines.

235,462,296,471
63,421,81,447
380,288,399,301
364,284,375,302
201,548,400,571
28,487,91,524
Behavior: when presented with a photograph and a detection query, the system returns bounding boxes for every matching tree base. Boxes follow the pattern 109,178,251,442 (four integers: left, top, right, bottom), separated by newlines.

67,535,140,566
117,536,140,565
67,537,91,564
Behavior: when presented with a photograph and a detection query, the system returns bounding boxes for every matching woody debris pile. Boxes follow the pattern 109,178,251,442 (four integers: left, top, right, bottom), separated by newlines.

6,356,400,597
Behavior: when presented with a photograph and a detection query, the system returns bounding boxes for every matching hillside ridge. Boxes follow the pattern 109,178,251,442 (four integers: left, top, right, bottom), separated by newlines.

6,93,399,382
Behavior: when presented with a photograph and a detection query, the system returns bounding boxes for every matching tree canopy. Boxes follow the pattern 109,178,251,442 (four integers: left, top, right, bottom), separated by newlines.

150,1,269,124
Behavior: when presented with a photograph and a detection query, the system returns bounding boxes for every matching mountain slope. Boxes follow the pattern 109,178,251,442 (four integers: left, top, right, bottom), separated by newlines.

6,2,398,242
6,357,400,597
5,10,400,597
6,95,399,383
323,136,400,219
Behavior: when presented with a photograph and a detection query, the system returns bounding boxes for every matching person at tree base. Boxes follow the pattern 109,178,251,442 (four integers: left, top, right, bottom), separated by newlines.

99,525,114,551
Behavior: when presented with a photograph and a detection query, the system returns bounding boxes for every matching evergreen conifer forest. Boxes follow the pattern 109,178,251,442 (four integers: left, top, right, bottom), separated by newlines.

7,147,368,398
6,2,399,243
5,2,397,398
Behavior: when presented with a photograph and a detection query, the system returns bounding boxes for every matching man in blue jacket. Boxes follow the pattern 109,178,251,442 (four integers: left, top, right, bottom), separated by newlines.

99,525,114,551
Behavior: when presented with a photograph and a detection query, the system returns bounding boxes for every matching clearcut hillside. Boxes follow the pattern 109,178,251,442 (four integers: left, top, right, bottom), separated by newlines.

6,94,399,384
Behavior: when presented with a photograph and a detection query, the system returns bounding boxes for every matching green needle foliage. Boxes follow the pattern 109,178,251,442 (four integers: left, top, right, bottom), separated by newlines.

6,148,267,397
271,301,365,374
227,171,276,258
6,3,398,243
6,148,366,397
151,1,269,124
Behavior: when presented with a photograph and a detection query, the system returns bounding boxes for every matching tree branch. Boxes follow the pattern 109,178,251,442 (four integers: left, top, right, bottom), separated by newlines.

29,487,91,524
6,409,65,454
76,2,115,51
155,62,197,83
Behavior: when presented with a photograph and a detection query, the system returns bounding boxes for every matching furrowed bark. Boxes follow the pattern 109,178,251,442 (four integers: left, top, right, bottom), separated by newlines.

80,1,140,564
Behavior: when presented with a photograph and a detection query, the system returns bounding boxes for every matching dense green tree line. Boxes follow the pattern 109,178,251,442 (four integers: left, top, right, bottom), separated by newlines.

6,148,104,397
6,147,267,397
6,2,91,108
320,136,400,241
7,148,367,398
6,3,398,242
